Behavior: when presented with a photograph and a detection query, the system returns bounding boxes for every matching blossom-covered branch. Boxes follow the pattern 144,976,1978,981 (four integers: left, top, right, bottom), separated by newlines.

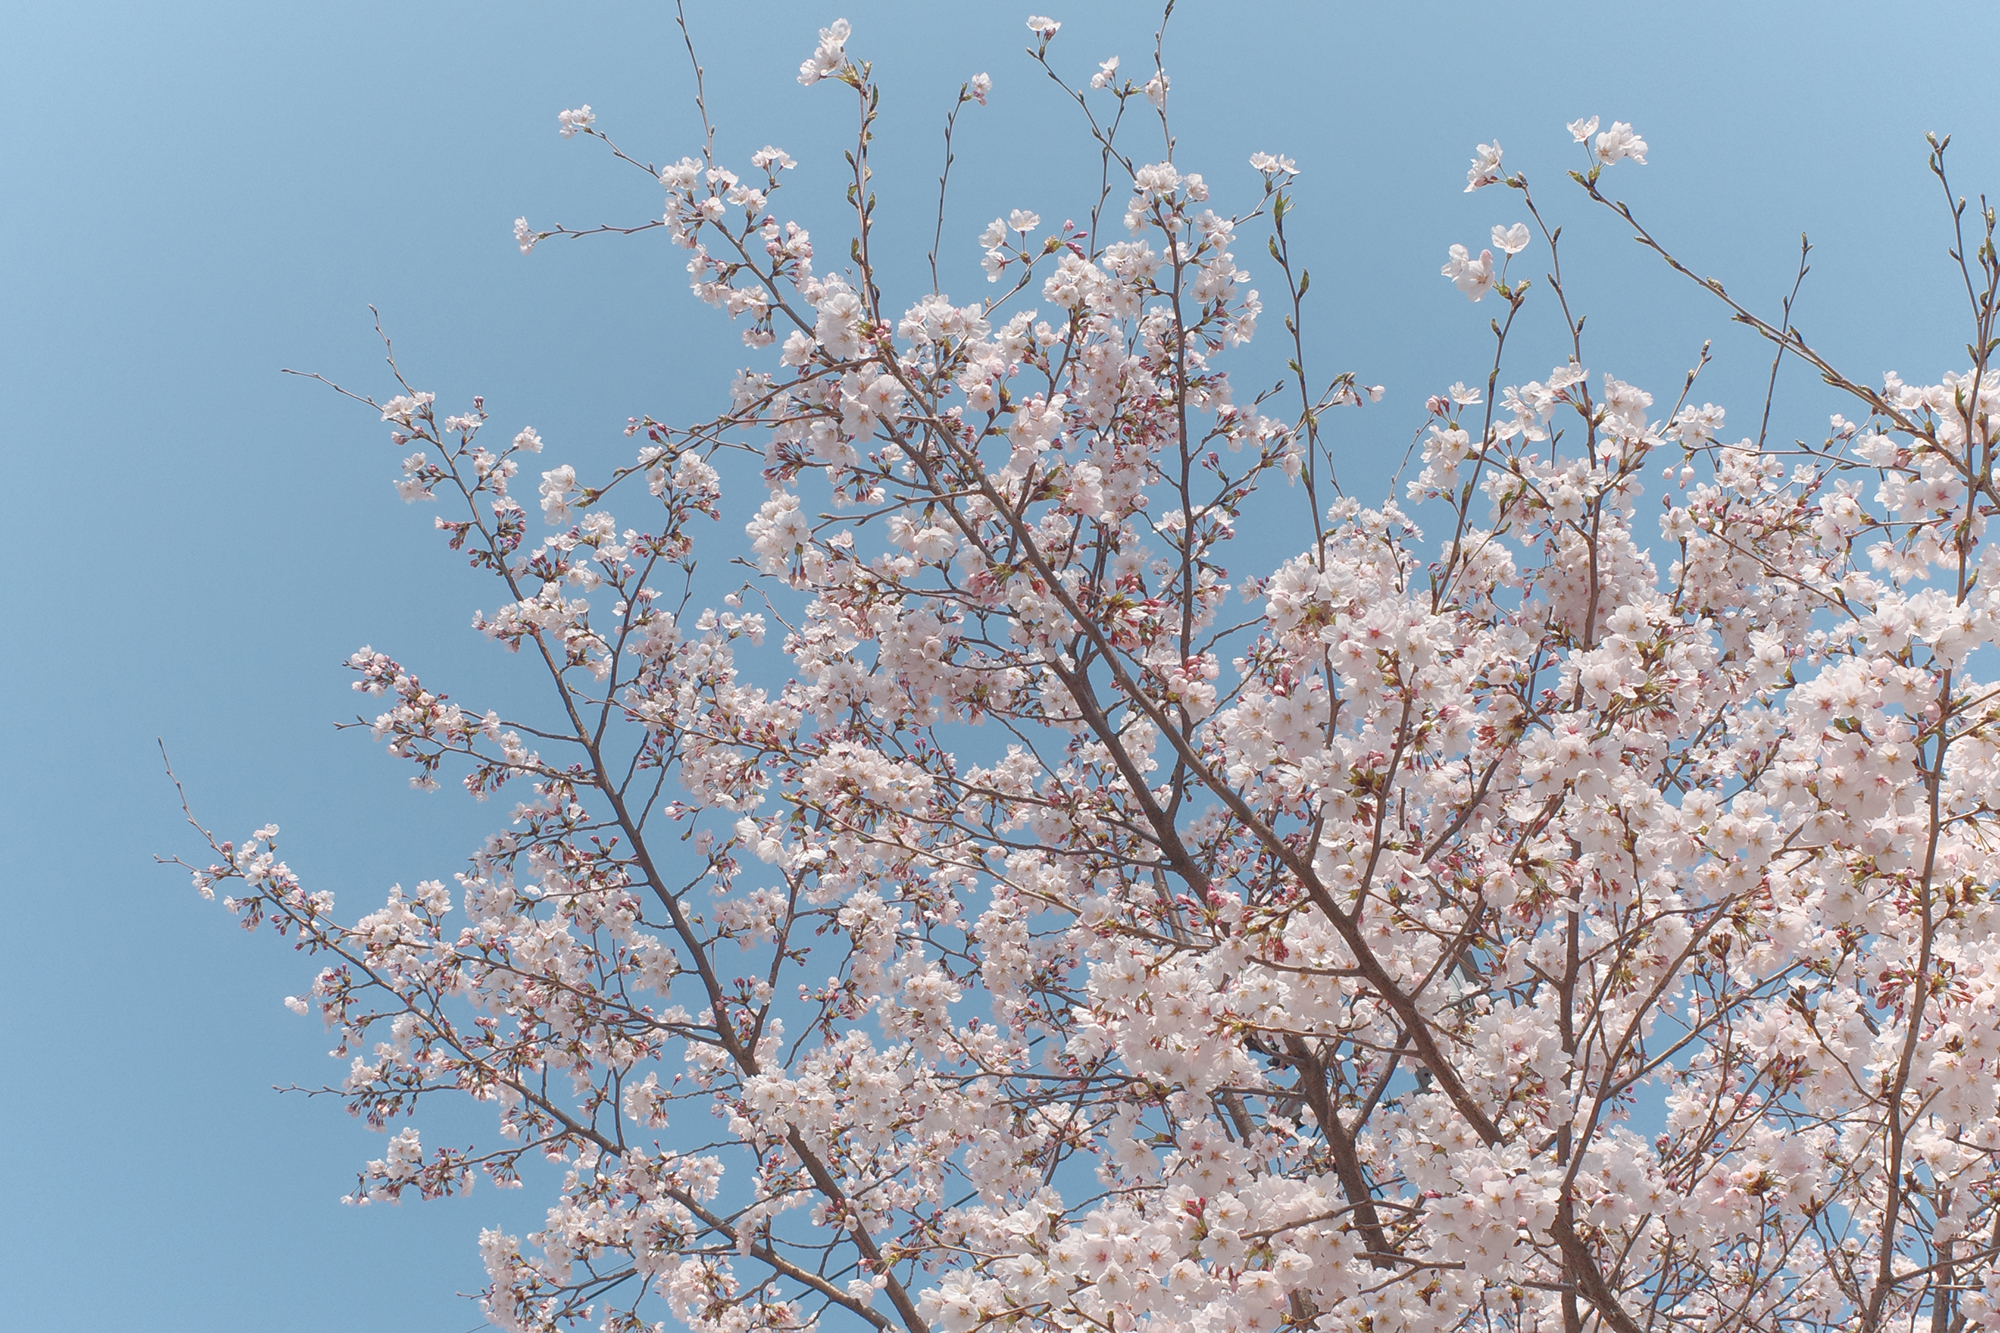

176,11,2000,1333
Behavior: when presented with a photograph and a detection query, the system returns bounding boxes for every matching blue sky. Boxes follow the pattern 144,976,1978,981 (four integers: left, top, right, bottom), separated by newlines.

4,1,1996,1327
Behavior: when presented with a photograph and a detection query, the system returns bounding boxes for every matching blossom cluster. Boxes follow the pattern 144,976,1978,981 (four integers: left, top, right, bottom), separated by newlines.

177,15,2000,1333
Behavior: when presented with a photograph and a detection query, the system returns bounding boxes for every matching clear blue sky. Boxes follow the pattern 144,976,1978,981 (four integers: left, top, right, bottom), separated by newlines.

3,1,1993,1327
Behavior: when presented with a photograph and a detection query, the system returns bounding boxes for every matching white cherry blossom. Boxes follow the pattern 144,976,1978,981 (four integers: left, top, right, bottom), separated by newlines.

178,18,2000,1333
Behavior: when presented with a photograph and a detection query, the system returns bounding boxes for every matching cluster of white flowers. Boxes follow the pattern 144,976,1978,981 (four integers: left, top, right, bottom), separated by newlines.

181,15,2000,1333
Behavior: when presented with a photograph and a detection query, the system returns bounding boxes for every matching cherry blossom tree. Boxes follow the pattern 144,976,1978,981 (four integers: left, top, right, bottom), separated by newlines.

172,10,2000,1333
